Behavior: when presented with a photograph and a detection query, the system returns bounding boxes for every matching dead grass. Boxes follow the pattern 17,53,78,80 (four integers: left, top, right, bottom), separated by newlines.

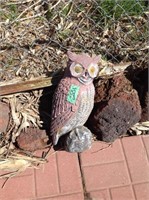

0,0,148,81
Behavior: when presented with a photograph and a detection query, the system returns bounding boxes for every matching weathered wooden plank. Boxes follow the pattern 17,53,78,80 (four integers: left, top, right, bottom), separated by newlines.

0,75,62,96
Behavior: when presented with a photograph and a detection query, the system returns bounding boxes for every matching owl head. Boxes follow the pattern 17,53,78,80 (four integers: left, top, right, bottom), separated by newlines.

67,51,101,85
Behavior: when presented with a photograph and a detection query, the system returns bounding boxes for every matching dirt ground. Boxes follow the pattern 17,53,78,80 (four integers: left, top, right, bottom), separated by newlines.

0,0,148,81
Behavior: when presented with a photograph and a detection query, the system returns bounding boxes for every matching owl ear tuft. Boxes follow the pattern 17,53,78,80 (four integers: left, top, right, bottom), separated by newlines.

67,51,77,61
93,55,101,63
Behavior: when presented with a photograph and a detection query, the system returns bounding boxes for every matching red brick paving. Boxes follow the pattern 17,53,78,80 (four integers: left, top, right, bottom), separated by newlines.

121,136,149,183
110,186,134,200
35,152,59,197
142,136,149,160
0,135,149,200
82,161,129,189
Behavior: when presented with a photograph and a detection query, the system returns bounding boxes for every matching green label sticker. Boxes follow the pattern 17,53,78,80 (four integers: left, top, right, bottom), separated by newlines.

67,84,80,104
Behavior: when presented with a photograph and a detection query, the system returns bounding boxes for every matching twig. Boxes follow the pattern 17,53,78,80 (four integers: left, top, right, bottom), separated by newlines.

1,176,13,188
12,13,44,23
92,142,112,153
11,0,42,24
6,0,34,5
51,0,62,10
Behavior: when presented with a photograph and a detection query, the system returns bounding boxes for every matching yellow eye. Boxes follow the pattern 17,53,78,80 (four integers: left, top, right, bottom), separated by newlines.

74,65,83,74
88,65,98,77
89,66,95,74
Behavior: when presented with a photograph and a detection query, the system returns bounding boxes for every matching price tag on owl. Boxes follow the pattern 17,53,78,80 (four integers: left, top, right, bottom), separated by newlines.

67,84,80,104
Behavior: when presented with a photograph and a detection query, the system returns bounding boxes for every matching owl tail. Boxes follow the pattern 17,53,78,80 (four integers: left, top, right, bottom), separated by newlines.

52,134,59,146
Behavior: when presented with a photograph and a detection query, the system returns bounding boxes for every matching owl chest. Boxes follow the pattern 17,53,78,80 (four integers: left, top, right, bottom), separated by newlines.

76,85,95,124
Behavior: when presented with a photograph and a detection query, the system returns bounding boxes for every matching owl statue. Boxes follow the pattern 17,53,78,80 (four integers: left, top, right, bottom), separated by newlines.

50,51,100,145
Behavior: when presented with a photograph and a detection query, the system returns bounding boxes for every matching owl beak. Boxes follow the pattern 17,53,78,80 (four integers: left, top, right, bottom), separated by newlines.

82,71,89,79
78,70,92,85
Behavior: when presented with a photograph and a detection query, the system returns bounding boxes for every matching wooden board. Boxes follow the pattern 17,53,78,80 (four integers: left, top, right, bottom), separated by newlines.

0,75,62,96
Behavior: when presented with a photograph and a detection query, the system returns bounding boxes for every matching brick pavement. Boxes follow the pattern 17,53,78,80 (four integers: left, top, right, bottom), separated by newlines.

0,135,149,200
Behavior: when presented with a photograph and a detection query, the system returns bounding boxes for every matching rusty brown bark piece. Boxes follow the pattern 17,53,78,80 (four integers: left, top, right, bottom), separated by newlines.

16,128,49,152
87,74,142,142
0,75,62,96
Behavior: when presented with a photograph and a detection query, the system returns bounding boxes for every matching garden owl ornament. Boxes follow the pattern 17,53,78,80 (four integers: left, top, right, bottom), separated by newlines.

51,51,100,145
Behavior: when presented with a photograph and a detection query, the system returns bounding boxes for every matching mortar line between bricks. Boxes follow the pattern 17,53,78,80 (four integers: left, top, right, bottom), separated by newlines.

81,159,124,168
78,153,91,200
120,139,136,200
132,181,149,187
55,152,61,193
81,181,149,194
31,191,84,200
107,188,112,200
141,136,149,163
33,169,38,198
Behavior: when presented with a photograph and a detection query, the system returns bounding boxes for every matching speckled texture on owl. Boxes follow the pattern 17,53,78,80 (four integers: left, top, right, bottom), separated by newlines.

50,51,100,145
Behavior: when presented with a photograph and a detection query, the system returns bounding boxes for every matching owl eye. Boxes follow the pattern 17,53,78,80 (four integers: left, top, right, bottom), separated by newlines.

74,64,84,74
70,63,84,77
88,64,99,78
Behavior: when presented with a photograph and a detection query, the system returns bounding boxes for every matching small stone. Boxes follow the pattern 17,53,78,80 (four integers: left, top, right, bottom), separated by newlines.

64,126,92,153
16,128,49,152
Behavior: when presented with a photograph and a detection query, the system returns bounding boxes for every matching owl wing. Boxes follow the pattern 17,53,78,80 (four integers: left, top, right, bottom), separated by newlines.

50,78,80,136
